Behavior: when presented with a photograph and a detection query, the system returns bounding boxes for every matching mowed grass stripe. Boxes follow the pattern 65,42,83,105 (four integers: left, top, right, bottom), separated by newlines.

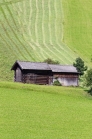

12,2,36,58
0,34,18,58
35,0,48,59
16,1,41,61
42,0,65,62
35,0,39,44
55,0,63,43
26,0,50,60
1,5,32,60
0,0,24,5
0,21,26,59
41,0,60,60
39,0,63,61
50,0,76,63
9,3,34,60
0,1,36,60
54,0,77,63
48,0,53,45
48,0,66,63
3,1,26,59
48,0,73,63
18,1,42,61
50,0,68,63
28,0,49,60
28,0,47,60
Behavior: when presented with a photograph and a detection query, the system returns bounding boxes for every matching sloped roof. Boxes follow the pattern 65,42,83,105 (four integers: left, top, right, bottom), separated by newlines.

49,64,78,73
11,61,51,70
11,61,78,73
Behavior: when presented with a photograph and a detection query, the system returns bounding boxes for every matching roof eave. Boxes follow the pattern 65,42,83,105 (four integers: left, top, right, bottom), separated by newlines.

52,71,79,73
22,68,51,71
11,60,17,70
11,60,23,70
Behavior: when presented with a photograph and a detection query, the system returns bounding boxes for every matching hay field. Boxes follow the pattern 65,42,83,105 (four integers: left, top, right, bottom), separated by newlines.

0,0,92,80
0,0,77,80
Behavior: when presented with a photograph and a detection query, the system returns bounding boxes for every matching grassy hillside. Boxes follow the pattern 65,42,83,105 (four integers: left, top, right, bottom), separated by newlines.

62,0,92,65
0,82,92,139
0,0,77,81
0,0,92,81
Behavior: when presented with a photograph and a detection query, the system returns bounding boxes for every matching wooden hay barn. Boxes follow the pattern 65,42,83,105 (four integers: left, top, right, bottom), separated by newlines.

11,61,79,86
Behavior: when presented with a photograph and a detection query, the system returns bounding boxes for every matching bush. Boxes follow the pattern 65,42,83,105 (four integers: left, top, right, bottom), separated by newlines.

53,80,61,86
43,58,60,64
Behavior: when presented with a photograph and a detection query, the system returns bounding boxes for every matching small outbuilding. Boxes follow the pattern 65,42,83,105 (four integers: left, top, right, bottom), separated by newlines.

11,61,79,86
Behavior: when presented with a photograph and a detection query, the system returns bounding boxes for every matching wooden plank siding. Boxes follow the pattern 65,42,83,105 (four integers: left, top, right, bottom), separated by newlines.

53,73,78,78
21,70,53,85
53,73,79,86
22,74,49,84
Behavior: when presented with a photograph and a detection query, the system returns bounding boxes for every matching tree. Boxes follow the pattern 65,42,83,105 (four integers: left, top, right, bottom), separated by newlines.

85,69,92,87
43,58,60,64
85,69,92,94
73,57,87,76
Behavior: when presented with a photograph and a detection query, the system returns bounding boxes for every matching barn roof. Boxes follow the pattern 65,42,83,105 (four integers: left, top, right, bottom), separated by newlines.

11,61,51,70
11,61,78,73
49,64,78,73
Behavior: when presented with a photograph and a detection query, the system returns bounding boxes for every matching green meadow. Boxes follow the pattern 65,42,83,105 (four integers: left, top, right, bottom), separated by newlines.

0,82,92,139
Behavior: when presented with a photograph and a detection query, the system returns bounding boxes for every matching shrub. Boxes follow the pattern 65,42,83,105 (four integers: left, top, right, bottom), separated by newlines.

53,80,61,86
43,58,60,64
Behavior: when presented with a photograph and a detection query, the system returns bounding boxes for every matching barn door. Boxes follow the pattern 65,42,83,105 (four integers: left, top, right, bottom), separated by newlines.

15,68,22,82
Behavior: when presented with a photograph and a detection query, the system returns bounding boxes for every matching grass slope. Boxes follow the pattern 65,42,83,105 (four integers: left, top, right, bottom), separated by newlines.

0,0,77,81
62,0,92,66
0,82,92,139
0,0,92,81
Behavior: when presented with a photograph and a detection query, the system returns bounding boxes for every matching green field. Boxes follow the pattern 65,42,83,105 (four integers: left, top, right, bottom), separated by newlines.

0,0,92,80
0,82,92,139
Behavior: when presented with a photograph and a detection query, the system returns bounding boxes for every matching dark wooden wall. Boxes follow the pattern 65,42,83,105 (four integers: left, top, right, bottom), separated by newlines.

22,70,52,85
